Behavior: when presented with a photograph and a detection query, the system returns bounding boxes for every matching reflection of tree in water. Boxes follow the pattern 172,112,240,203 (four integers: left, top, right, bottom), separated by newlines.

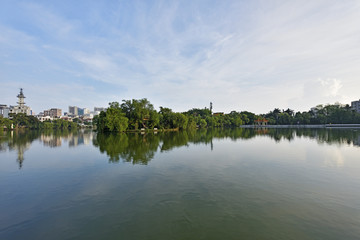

94,128,360,165
93,133,160,164
299,128,360,146
93,128,270,164
159,131,191,151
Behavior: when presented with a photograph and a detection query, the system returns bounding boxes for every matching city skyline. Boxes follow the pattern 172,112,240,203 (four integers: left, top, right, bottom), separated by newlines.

2,87,360,117
1,1,360,114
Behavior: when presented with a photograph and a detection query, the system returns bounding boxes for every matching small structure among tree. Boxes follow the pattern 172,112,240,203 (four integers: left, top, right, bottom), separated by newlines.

254,119,268,126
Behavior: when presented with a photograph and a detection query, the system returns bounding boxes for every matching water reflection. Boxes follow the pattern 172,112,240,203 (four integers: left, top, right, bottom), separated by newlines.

0,129,92,168
94,128,360,164
1,128,360,168
0,130,38,168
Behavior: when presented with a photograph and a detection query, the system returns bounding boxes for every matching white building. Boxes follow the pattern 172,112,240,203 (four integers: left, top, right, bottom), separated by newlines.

0,104,10,118
37,116,53,122
10,88,31,115
351,99,360,113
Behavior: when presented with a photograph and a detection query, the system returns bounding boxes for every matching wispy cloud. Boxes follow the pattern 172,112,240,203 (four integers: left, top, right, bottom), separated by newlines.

1,0,360,113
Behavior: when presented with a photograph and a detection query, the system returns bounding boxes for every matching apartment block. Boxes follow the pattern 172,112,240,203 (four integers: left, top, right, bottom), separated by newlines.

68,106,78,116
351,99,360,113
0,104,10,118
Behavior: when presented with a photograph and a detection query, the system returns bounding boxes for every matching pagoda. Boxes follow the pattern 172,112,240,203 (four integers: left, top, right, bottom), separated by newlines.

10,88,31,115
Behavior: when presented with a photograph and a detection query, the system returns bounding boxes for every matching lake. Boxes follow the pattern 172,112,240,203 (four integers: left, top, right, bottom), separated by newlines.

1,128,360,240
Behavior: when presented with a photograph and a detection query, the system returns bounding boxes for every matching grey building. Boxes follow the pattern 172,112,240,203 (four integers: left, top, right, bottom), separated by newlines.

44,108,62,118
0,104,10,118
68,106,78,116
351,100,360,113
94,107,106,112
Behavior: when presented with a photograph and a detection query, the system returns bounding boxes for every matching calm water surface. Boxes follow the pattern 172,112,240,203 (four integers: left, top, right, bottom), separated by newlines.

1,128,360,239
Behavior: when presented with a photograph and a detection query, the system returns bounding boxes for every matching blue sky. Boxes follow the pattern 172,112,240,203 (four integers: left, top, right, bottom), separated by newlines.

1,0,360,114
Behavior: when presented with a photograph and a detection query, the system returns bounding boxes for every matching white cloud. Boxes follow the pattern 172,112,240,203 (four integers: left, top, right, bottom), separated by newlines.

304,78,343,101
2,1,360,113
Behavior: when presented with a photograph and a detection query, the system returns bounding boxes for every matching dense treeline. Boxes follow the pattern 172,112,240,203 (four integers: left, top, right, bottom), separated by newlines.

93,98,259,132
0,113,78,131
94,99,360,132
263,104,360,125
2,100,360,133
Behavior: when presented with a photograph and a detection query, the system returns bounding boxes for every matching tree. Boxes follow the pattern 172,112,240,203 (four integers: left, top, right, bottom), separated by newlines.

187,116,197,130
105,102,128,132
198,119,207,128
121,99,156,130
0,116,13,130
159,107,173,129
11,113,28,128
172,113,188,130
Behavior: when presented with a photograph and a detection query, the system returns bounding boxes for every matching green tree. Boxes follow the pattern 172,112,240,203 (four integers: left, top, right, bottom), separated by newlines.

198,119,207,128
172,113,188,130
121,99,157,130
106,102,129,132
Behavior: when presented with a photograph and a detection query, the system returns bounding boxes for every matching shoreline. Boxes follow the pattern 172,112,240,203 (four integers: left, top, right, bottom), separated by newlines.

240,124,360,128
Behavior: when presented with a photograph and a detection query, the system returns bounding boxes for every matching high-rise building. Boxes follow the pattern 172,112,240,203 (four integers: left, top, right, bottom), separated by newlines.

351,100,360,113
44,108,62,118
78,108,84,116
68,106,78,116
50,108,62,118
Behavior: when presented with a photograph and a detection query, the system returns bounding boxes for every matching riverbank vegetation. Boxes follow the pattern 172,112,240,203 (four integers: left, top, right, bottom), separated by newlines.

94,99,360,132
0,113,77,131
264,104,360,125
2,99,360,132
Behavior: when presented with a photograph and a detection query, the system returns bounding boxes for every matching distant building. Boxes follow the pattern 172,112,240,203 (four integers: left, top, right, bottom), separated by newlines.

51,108,62,118
213,112,224,116
94,107,106,112
43,109,50,117
37,116,53,122
43,108,62,118
60,116,73,122
93,107,106,116
255,119,268,126
75,107,90,116
351,99,360,113
9,88,32,116
78,108,84,116
0,104,10,118
68,106,78,116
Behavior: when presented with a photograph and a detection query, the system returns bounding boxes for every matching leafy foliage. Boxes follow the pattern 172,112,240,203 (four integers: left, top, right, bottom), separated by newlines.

96,102,128,132
2,114,77,130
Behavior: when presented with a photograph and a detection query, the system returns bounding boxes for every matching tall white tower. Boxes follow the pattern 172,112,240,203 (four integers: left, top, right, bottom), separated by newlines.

10,88,31,115
17,88,26,107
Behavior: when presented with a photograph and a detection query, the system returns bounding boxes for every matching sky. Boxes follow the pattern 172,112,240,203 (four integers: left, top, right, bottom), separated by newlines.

1,0,360,114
